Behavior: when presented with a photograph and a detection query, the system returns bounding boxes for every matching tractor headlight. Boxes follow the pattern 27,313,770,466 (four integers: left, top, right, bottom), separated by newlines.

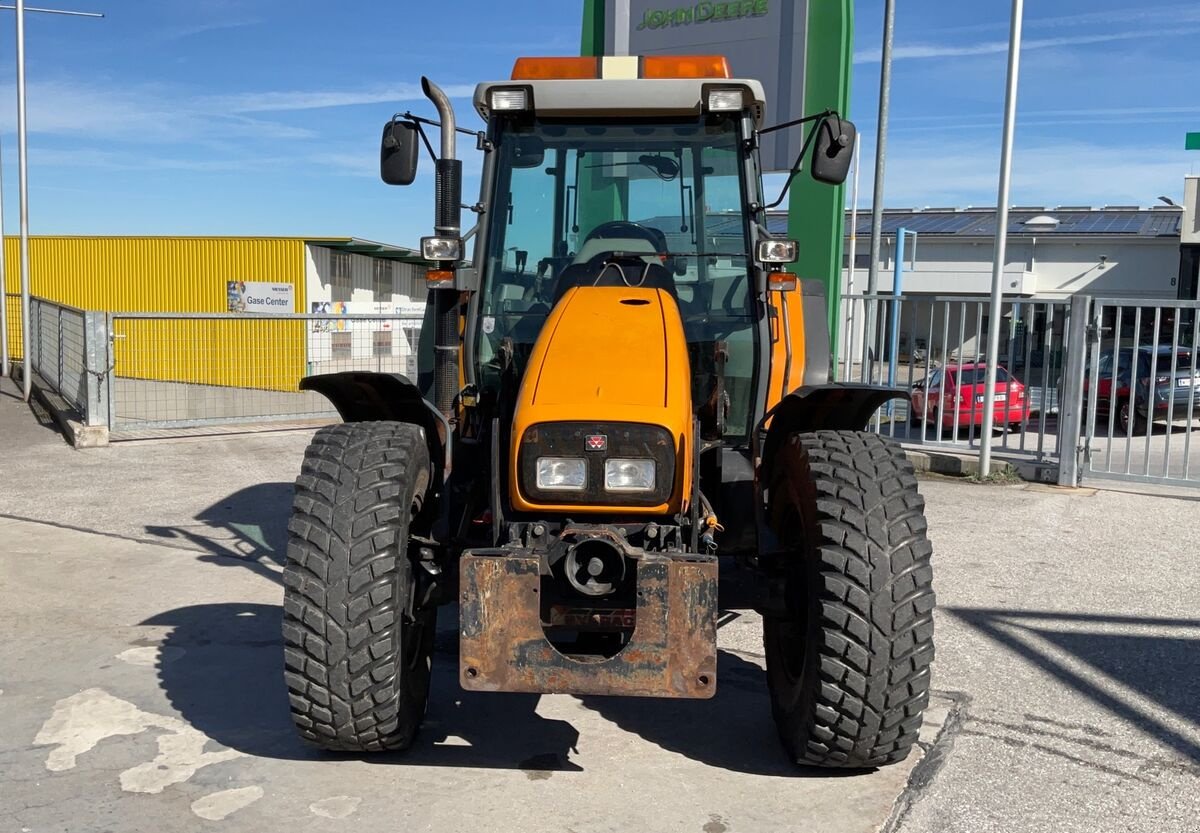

706,88,744,112
604,459,656,492
490,88,530,111
421,236,463,261
536,457,586,491
757,238,798,264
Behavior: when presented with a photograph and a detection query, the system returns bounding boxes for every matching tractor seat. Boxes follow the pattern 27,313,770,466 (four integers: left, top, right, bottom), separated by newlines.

571,236,658,265
551,256,678,306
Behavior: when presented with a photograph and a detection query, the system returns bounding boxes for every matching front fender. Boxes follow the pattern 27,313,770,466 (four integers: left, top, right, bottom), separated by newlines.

758,383,905,481
301,372,449,478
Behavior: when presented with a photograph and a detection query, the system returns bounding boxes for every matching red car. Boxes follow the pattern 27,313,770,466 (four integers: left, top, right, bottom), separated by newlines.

910,363,1029,432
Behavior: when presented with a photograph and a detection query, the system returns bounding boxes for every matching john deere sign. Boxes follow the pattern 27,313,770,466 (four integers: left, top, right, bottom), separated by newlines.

637,0,769,30
606,0,808,171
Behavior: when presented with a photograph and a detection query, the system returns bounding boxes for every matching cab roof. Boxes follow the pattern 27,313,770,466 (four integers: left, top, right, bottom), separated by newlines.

473,55,766,126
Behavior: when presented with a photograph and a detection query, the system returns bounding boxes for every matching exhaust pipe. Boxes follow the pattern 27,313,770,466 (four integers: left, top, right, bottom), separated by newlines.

421,77,463,419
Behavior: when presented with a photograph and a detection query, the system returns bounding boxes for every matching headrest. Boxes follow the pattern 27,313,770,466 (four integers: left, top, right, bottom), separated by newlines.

572,236,658,265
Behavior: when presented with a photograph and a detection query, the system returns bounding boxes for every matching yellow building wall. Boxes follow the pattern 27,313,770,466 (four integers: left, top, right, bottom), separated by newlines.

1,236,309,391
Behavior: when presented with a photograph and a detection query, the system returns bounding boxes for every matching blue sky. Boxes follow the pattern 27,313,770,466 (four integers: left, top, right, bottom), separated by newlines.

0,0,1195,246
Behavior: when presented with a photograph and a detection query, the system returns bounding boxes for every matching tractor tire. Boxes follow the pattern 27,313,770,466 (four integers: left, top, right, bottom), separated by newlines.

763,430,935,768
282,421,436,752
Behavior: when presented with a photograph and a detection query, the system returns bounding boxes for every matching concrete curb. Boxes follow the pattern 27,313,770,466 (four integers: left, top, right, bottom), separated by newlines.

902,445,1058,483
14,364,109,448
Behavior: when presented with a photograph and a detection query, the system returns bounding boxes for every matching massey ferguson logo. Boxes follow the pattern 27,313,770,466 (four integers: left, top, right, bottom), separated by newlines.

585,434,608,452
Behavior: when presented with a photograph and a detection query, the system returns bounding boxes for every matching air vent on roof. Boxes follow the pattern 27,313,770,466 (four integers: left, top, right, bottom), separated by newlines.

923,207,958,212
1054,206,1092,211
963,207,992,212
1023,214,1060,228
1012,206,1045,211
1101,205,1139,211
1150,205,1183,211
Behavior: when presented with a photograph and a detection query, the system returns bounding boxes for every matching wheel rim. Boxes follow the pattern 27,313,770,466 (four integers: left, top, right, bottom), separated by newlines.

400,495,430,674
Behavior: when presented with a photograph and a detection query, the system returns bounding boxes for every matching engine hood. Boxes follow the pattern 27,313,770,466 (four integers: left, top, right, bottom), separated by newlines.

508,285,693,515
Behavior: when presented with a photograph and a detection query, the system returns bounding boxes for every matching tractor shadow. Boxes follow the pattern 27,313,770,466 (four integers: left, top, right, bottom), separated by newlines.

141,602,583,772
144,482,294,586
141,597,829,776
575,648,847,777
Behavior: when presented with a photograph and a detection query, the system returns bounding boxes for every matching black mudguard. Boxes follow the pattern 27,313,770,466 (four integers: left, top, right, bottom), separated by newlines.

758,383,905,482
301,372,450,478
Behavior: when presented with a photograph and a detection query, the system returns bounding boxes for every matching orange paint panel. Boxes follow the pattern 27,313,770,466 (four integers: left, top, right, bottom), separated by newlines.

765,285,808,414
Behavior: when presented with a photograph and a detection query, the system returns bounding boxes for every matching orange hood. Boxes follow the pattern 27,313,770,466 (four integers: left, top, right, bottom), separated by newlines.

508,285,693,514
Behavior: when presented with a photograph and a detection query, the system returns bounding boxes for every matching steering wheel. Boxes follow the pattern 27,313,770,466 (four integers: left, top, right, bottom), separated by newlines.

581,220,668,254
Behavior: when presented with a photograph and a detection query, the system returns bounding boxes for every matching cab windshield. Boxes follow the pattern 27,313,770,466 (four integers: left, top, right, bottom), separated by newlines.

477,113,758,439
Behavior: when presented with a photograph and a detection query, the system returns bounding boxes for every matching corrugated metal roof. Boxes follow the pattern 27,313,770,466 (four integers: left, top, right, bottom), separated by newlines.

809,207,1180,238
646,207,1183,240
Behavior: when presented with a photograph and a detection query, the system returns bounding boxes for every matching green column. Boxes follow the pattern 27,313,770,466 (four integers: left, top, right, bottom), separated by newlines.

577,0,626,235
788,0,853,369
581,0,605,55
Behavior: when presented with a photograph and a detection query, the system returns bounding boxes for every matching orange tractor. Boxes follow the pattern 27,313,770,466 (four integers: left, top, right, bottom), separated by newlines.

283,55,934,768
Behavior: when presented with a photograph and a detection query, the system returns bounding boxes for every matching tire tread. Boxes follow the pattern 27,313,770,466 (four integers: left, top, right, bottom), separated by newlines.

282,421,433,753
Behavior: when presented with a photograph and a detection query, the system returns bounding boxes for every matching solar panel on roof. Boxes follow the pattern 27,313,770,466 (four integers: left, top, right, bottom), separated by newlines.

1068,214,1145,233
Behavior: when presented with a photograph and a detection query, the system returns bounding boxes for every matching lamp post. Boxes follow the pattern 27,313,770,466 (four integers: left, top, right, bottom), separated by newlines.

979,0,1025,476
2,1,102,398
863,0,895,383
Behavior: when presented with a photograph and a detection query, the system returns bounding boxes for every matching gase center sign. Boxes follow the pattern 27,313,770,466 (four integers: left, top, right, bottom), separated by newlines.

637,0,769,30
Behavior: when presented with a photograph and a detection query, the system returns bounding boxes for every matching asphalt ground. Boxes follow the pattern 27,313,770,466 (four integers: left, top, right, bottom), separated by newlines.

1,376,1198,832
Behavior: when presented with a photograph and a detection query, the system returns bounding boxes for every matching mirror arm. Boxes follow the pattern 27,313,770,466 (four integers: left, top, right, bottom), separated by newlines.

399,111,490,152
410,121,438,164
757,108,834,137
762,118,824,210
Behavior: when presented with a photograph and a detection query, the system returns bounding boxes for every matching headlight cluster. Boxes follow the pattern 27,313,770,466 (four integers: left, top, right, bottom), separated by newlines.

520,422,675,506
535,457,657,493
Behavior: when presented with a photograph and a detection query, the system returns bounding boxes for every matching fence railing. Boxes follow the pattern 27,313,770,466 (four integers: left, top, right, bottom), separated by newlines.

1074,297,1200,488
10,296,109,421
107,312,424,431
838,293,1074,466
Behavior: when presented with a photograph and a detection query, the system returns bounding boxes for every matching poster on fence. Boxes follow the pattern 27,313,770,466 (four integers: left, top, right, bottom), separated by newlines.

310,301,348,332
227,281,294,314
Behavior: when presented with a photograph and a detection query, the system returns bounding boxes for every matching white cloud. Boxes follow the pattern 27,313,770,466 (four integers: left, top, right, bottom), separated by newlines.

854,28,1200,64
857,138,1193,209
0,76,483,147
210,83,478,114
159,18,262,40
0,81,317,142
928,3,1200,36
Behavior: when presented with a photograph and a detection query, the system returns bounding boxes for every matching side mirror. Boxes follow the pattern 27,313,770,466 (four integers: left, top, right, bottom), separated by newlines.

381,119,420,186
810,116,856,185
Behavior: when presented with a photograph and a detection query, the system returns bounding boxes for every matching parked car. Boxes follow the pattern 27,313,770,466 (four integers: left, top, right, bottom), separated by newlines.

910,363,1029,433
1083,344,1198,434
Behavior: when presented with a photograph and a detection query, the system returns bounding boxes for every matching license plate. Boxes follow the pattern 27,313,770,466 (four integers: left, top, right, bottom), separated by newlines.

1179,376,1199,387
977,394,1007,403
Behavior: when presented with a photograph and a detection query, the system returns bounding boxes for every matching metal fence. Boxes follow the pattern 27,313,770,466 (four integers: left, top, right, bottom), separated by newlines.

7,296,109,421
4,292,20,363
838,293,1074,468
1072,297,1200,488
29,297,89,413
107,312,424,431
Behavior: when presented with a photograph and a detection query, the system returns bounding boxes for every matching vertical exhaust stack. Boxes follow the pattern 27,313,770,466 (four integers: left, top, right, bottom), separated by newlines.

422,76,463,419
